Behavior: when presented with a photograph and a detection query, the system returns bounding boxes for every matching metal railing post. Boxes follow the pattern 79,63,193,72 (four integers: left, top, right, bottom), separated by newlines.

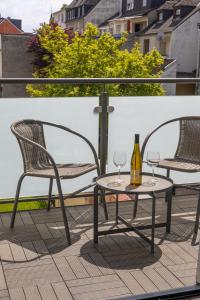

99,91,109,175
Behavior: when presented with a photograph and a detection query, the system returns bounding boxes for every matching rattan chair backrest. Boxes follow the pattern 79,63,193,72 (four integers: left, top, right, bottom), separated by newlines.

175,118,200,163
13,120,50,172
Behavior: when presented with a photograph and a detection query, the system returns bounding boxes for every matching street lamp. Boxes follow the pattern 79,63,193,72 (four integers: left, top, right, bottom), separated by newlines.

196,23,200,95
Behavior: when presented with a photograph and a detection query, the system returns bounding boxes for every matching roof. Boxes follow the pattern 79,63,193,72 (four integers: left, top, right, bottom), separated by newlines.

143,1,200,35
68,0,99,8
174,0,200,7
158,0,179,11
158,0,200,11
162,58,176,70
121,8,151,18
0,17,22,30
0,18,23,34
98,12,121,28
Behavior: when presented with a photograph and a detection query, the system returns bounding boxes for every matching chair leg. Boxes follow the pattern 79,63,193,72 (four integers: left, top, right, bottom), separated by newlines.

193,192,200,243
100,190,108,220
133,194,138,219
47,178,53,211
55,177,71,245
10,174,26,228
172,186,176,196
165,169,171,202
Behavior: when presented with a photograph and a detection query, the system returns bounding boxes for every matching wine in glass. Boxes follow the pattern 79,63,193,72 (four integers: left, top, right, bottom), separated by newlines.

146,151,160,186
113,151,127,184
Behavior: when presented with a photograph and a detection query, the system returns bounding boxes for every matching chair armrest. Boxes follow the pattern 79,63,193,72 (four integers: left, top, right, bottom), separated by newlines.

41,121,100,176
141,118,180,159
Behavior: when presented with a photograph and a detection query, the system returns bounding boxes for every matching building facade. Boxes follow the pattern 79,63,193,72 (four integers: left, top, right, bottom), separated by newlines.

99,0,166,36
63,0,121,33
52,5,68,28
0,34,34,97
139,0,200,94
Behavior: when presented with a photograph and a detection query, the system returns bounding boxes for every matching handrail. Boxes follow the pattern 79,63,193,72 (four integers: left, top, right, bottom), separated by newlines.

1,76,200,205
0,78,200,84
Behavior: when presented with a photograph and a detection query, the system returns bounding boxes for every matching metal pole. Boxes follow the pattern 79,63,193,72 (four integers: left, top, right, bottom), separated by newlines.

195,23,200,95
99,91,109,175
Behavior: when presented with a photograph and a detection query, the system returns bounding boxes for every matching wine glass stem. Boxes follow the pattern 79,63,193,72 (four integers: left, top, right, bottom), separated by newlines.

118,166,121,180
152,166,155,182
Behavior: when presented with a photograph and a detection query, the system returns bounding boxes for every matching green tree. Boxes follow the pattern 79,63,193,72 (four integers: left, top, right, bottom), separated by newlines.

27,23,165,97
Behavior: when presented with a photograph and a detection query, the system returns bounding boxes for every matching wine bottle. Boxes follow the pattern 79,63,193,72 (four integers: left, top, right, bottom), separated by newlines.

130,134,142,186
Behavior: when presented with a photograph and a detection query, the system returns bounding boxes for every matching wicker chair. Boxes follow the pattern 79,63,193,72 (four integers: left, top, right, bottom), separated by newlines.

10,119,108,245
133,116,200,240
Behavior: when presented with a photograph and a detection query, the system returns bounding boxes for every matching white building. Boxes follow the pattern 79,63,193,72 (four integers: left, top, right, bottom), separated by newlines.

139,0,200,94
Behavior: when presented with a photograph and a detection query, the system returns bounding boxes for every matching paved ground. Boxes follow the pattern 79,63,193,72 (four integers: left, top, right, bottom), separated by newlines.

0,190,200,300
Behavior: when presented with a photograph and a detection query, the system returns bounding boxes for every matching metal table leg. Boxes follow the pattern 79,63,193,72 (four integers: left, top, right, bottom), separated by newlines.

116,193,119,224
133,194,138,219
151,193,156,254
94,185,99,244
166,189,172,233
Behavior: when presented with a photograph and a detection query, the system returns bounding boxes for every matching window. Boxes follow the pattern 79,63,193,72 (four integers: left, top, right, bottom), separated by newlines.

127,0,134,11
160,40,166,56
159,12,163,21
143,39,150,54
143,0,147,7
109,26,114,34
61,13,64,23
176,9,181,16
135,23,141,33
116,24,121,34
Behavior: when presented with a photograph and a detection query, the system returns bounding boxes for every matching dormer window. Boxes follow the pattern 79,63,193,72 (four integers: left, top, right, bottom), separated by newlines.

176,8,181,16
158,12,163,21
127,0,134,11
143,0,147,7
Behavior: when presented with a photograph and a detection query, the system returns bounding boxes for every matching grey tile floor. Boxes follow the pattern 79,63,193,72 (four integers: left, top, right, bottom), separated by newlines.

0,191,199,300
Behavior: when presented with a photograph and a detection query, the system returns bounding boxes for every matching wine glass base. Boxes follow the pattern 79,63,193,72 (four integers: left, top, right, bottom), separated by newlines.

107,181,121,187
115,178,123,184
142,181,156,187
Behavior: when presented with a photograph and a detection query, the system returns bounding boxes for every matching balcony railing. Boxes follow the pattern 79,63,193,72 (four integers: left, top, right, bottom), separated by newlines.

1,78,200,300
1,77,200,203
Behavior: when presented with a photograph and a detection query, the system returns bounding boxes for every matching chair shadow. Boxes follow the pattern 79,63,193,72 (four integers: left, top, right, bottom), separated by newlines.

80,235,162,270
155,216,197,245
0,224,82,263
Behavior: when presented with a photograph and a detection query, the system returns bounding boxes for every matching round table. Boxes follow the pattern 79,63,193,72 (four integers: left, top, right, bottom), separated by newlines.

94,172,173,254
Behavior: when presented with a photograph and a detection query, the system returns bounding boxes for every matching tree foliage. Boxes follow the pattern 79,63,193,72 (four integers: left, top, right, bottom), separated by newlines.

27,23,165,97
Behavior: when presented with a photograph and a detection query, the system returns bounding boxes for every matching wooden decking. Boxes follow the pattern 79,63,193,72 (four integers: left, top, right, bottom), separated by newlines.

0,190,199,300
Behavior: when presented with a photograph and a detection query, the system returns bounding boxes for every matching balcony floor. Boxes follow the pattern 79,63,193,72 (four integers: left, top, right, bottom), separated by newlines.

0,191,199,300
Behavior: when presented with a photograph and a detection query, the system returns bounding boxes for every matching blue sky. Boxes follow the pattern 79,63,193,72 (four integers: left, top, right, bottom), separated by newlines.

1,0,71,33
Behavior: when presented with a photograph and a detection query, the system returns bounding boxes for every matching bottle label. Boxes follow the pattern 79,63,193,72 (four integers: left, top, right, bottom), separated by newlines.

130,170,142,185
131,170,140,177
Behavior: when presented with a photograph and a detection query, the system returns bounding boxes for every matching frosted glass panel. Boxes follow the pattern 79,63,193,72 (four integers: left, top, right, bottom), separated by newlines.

108,96,200,184
0,98,99,198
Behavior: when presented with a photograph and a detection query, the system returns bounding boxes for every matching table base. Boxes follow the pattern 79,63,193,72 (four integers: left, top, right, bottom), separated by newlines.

94,186,172,254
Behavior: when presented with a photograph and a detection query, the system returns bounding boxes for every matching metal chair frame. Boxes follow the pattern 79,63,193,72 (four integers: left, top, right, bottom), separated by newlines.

133,116,200,241
10,119,108,245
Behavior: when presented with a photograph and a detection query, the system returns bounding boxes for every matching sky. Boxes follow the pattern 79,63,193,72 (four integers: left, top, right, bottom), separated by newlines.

1,0,71,33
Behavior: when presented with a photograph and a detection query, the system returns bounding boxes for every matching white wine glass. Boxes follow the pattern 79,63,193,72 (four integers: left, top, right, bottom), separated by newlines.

113,151,127,184
146,151,160,186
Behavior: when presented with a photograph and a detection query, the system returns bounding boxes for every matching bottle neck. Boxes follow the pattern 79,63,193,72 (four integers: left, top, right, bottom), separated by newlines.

135,134,139,144
134,143,140,151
